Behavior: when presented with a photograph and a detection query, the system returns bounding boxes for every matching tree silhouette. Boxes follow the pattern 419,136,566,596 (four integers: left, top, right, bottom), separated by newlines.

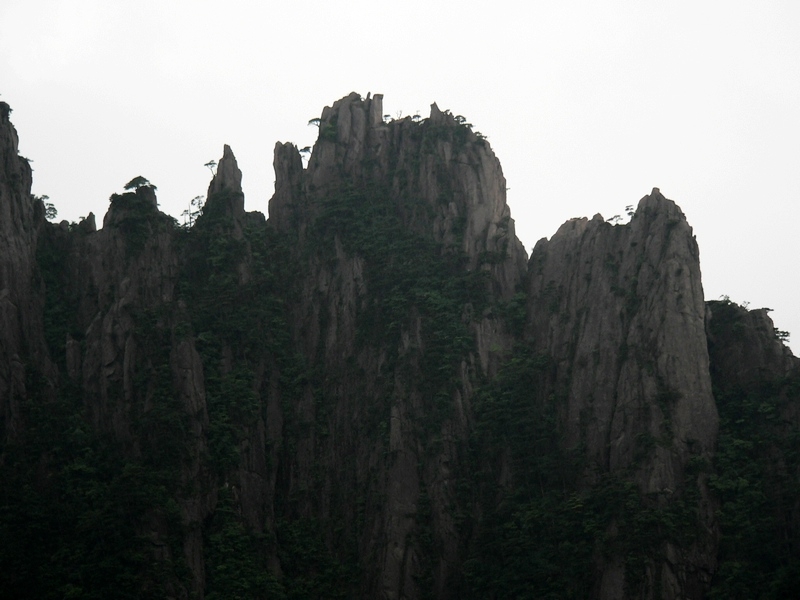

124,176,153,191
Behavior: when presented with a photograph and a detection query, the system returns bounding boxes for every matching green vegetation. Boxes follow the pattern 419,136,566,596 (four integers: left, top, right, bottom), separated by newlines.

276,518,358,599
204,487,284,600
311,178,488,431
181,194,204,227
706,299,800,598
0,188,233,596
708,377,800,598
33,193,58,220
181,188,281,471
180,187,360,596
319,116,337,142
0,406,186,598
463,346,706,598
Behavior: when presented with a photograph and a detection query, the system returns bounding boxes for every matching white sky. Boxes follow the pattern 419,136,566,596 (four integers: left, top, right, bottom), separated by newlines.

1,0,798,350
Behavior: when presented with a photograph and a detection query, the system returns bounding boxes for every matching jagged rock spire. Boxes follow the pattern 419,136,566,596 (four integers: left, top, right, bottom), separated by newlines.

206,144,245,219
269,141,304,234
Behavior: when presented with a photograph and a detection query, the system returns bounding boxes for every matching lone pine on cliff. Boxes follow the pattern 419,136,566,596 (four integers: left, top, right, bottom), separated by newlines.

1,93,798,600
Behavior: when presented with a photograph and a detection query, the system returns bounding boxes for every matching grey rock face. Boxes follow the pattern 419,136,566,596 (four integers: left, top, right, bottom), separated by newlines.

529,189,717,476
1,95,765,599
56,190,213,597
707,301,799,392
206,144,245,219
527,188,719,597
273,92,527,297
269,93,528,598
0,102,52,444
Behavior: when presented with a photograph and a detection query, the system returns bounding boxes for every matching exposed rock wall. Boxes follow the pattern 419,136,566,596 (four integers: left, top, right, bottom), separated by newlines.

39,185,215,597
0,102,52,444
704,300,800,597
271,92,527,296
528,189,717,478
269,92,527,598
707,300,799,392
527,189,719,598
5,94,797,599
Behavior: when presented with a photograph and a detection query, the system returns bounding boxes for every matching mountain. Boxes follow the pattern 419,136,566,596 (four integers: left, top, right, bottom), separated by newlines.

1,93,798,599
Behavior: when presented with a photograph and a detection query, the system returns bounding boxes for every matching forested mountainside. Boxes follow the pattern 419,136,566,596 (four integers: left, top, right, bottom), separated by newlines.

1,93,798,599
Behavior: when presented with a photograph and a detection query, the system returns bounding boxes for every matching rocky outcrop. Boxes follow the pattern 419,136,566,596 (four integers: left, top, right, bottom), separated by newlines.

38,180,214,597
529,189,717,478
271,92,527,298
206,144,245,220
707,300,799,392
704,301,800,598
4,94,797,599
269,92,528,598
527,189,719,598
0,101,52,444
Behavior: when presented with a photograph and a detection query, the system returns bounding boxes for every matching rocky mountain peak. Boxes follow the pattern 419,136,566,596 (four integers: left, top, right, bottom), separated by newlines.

268,141,304,234
303,91,385,189
136,182,159,208
102,183,160,228
527,186,719,596
2,95,797,599
428,101,452,126
205,144,245,220
530,186,717,467
271,92,527,300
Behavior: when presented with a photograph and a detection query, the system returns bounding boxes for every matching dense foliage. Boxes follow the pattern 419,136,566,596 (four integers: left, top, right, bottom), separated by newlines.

181,188,358,598
1,226,186,598
312,177,488,425
706,300,800,598
463,347,705,599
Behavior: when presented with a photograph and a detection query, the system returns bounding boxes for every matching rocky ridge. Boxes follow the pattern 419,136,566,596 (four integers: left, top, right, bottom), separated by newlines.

0,93,797,599
527,191,719,597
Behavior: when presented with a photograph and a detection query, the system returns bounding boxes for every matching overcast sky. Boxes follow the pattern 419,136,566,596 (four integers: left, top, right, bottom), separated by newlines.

1,1,798,350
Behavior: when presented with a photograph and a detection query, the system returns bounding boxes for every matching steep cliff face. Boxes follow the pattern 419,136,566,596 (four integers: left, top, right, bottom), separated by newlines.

525,190,719,597
29,180,215,596
704,299,800,597
529,190,717,480
268,92,527,598
707,300,799,392
1,94,797,599
0,101,52,444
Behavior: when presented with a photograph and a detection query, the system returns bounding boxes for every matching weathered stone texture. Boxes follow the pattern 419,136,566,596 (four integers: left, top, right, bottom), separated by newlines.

5,94,792,599
0,102,52,443
707,301,799,391
527,189,719,597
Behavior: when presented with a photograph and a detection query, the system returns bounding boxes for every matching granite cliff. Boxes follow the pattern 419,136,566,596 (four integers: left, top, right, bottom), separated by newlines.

0,94,797,599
